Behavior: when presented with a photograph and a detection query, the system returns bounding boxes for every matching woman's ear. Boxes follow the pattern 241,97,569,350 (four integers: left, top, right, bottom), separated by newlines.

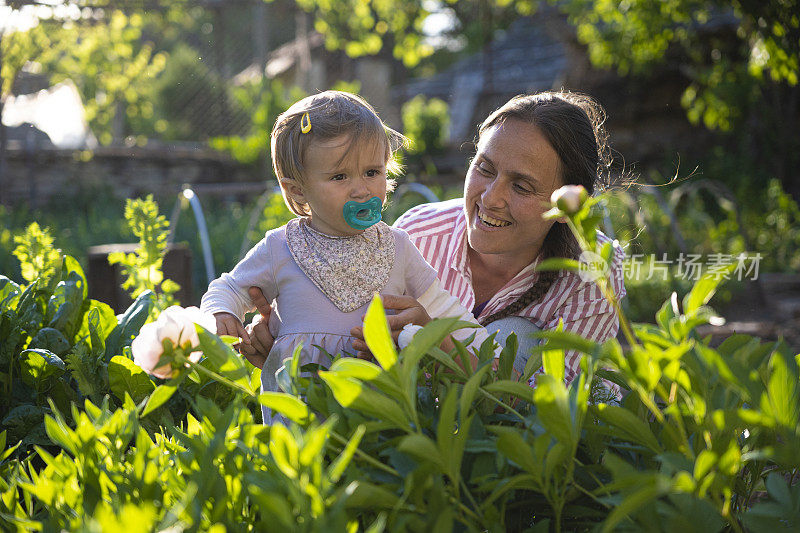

281,178,306,204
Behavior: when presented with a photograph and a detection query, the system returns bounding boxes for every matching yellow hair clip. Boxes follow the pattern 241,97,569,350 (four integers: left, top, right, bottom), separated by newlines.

300,112,312,134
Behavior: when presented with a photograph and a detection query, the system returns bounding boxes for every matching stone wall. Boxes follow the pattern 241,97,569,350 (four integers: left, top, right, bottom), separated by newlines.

0,142,265,208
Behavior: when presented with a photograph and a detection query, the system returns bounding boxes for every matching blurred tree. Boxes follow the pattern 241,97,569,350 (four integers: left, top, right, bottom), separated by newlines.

293,0,433,67
2,6,167,145
556,0,799,193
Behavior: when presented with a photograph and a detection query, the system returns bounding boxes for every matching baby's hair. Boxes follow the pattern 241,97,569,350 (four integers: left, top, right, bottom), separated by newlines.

271,90,407,216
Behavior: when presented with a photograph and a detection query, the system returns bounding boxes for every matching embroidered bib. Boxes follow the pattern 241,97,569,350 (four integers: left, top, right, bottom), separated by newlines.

285,218,395,312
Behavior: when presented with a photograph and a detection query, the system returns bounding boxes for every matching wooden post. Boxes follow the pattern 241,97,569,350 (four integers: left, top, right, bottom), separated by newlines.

87,243,194,312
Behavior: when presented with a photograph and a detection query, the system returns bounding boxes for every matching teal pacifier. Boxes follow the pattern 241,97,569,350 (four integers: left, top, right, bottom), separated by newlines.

343,197,382,230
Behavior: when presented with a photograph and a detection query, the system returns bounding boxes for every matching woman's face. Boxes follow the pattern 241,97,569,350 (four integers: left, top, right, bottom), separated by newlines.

464,118,563,269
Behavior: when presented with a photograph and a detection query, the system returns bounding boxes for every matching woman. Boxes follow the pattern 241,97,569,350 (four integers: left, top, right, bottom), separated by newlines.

244,91,626,385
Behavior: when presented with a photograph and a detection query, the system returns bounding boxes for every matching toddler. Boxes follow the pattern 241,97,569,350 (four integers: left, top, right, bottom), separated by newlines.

201,91,494,423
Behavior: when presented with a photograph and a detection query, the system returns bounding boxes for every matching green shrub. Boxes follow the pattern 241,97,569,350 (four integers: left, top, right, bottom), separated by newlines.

401,95,450,155
2,188,798,531
108,195,179,312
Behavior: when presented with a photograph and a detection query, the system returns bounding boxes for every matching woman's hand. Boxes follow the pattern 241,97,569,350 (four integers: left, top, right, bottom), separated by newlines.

231,286,275,369
350,294,432,359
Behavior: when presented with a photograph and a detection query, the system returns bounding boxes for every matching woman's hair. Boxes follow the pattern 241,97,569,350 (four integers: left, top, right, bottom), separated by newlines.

271,90,407,216
479,91,614,325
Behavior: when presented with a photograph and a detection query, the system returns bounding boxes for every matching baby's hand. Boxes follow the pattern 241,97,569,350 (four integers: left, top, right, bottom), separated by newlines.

214,312,250,345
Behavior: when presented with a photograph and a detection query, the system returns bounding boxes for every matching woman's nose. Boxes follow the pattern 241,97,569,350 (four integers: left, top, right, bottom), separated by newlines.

481,178,506,208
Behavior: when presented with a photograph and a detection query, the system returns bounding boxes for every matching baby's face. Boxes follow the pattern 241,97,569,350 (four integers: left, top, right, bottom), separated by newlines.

296,135,388,236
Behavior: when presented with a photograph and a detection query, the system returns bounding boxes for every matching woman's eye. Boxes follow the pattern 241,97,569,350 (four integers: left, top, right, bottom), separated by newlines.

476,162,493,176
513,182,533,194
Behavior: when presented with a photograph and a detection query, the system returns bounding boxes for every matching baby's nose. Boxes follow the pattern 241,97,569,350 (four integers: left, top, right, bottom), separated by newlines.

350,178,371,197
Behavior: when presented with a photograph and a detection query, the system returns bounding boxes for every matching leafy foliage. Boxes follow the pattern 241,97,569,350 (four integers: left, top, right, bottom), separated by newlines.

209,79,306,166
2,8,167,145
107,195,179,312
2,180,800,530
12,222,61,285
401,95,450,155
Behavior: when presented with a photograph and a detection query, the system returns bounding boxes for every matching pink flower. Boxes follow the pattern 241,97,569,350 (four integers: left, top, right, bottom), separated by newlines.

131,306,216,379
550,185,588,214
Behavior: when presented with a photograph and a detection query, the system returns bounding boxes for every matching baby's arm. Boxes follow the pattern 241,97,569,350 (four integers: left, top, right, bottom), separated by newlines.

416,278,499,358
200,233,278,357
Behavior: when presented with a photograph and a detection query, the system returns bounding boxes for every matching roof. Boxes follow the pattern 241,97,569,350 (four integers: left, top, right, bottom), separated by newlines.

398,17,568,140
400,17,567,100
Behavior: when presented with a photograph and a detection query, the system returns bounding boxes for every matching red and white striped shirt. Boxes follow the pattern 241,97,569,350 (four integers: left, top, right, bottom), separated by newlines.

394,198,627,386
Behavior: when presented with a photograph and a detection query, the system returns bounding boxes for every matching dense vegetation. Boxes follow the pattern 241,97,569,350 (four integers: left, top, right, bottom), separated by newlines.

1,193,798,531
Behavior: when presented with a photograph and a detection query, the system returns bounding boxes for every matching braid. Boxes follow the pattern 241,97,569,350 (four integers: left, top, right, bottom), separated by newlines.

479,269,559,325
478,223,581,326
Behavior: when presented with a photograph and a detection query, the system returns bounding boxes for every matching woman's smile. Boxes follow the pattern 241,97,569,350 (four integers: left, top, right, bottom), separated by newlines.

476,206,512,228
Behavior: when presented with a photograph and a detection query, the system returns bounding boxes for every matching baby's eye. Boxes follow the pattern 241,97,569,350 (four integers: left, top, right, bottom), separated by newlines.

331,173,347,181
366,168,382,177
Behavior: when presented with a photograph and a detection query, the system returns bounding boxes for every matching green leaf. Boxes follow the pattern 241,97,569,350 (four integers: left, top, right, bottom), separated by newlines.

599,454,673,533
329,424,366,482
105,290,156,359
142,380,179,417
656,293,678,333
318,371,409,429
532,329,598,357
542,344,565,383
344,481,402,509
400,316,462,393
18,349,66,390
682,266,735,317
196,325,251,392
397,434,445,470
493,427,542,484
43,412,77,456
28,327,70,356
536,257,583,272
363,294,398,372
76,300,116,354
0,276,21,310
496,331,517,380
299,421,331,466
437,387,458,473
329,357,403,397
258,392,312,424
533,374,576,449
460,363,492,418
591,404,663,454
426,346,467,378
46,270,87,339
483,380,535,404
108,355,155,403
761,348,800,429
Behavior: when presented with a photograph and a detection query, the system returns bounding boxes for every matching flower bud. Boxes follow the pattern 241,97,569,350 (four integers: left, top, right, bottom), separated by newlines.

550,185,588,214
398,323,423,350
131,306,216,379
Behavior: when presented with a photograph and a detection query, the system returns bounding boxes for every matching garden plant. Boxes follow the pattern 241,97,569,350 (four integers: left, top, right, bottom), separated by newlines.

0,191,798,532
